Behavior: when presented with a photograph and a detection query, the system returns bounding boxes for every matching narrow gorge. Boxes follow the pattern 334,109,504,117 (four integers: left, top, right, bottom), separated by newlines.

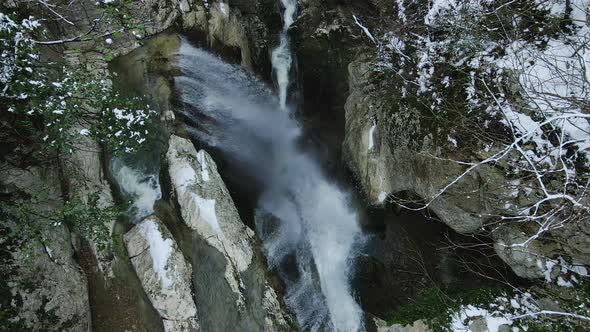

1,1,589,332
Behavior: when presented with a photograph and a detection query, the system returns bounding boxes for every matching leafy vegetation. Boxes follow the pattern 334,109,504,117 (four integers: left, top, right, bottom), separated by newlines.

387,281,590,331
1,12,155,159
0,1,154,327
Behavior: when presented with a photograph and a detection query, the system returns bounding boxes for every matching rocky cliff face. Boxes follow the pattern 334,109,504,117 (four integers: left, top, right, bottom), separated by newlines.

163,135,292,332
341,54,553,282
178,0,280,76
96,19,293,330
106,27,294,331
354,66,540,282
339,25,589,285
4,0,588,329
287,0,590,284
0,165,91,331
292,0,353,113
342,58,513,234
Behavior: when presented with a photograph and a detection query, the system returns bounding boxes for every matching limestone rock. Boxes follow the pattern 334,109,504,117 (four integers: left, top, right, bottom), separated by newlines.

468,318,488,332
342,55,589,278
550,218,590,266
124,216,199,332
166,135,255,302
135,0,180,36
207,2,255,69
294,0,357,114
492,224,560,280
8,225,91,331
165,135,292,331
184,0,278,74
465,317,510,332
343,58,494,234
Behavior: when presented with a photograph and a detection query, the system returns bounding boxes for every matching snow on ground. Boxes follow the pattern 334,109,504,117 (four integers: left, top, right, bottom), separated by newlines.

169,150,221,233
496,0,590,164
451,305,513,332
174,161,197,185
450,293,540,332
377,0,590,167
192,194,221,233
535,256,589,287
447,135,458,148
139,219,174,289
44,245,53,259
450,257,589,330
425,0,457,26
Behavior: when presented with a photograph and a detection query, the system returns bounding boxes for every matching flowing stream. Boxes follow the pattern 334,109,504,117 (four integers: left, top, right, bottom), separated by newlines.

175,22,365,332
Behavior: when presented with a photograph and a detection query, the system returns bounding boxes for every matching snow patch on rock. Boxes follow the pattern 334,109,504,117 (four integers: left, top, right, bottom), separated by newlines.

192,194,220,233
139,219,174,289
166,135,255,306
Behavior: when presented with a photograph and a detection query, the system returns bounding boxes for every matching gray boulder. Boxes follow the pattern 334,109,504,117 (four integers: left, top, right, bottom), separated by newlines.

124,216,199,332
165,134,292,331
343,58,499,234
342,56,590,278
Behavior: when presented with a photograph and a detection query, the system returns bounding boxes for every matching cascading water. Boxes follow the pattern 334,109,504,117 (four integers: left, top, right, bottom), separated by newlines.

175,42,365,332
174,4,365,328
112,159,161,222
271,0,297,111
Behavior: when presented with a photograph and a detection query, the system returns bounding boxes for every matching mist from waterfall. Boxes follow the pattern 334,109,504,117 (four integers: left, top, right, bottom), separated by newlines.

175,37,364,331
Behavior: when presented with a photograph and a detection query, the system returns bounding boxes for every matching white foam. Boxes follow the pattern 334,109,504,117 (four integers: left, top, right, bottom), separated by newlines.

112,160,161,221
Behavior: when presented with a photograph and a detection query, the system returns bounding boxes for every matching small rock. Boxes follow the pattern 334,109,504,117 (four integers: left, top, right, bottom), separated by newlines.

468,317,488,332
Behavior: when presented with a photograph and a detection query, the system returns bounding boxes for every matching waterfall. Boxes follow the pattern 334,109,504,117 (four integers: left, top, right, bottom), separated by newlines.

271,0,297,111
175,38,364,331
112,159,161,222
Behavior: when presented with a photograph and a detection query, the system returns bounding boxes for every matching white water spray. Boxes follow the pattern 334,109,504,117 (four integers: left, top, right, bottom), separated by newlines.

175,40,365,331
112,159,161,222
271,0,297,110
